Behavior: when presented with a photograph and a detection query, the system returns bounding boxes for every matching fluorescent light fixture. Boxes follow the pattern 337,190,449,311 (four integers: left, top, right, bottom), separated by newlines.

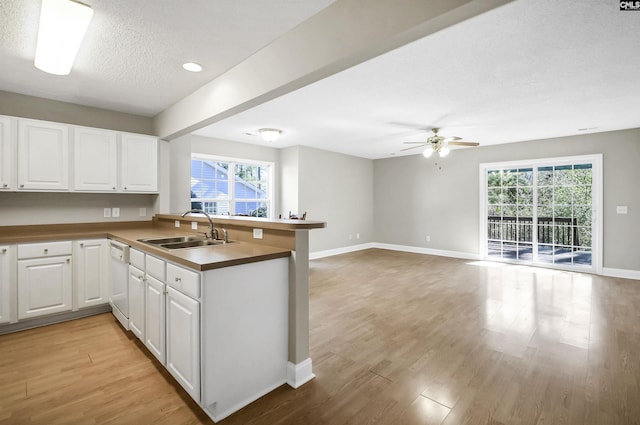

35,0,94,75
259,128,282,142
422,146,434,158
182,62,203,72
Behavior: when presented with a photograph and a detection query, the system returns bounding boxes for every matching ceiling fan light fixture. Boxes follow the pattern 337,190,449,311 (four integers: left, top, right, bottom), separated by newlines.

422,146,434,158
34,0,94,75
439,147,450,157
258,128,282,142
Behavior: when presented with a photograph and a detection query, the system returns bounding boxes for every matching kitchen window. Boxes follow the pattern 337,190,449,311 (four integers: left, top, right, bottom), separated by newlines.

190,154,273,218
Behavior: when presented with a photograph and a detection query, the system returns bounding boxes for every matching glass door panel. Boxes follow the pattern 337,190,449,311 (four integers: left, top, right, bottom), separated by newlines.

483,159,596,271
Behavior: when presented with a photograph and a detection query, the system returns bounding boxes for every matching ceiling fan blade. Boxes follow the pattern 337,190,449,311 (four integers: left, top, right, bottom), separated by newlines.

448,141,480,147
443,136,462,142
400,145,425,152
402,141,426,144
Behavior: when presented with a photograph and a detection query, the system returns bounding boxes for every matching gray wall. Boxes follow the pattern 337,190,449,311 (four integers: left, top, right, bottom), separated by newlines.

0,93,159,226
296,146,374,253
374,128,640,271
0,91,153,135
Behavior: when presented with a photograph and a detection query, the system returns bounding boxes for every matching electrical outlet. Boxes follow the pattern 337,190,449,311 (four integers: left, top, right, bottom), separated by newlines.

191,221,198,230
617,206,628,214
253,228,264,239
139,208,146,217
112,207,120,218
103,208,111,218
175,220,180,228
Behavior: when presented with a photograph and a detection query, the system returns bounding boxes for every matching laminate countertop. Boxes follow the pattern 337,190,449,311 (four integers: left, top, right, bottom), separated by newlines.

0,223,291,272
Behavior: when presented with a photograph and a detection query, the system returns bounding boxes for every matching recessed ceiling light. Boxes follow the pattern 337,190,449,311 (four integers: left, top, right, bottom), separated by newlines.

182,62,203,72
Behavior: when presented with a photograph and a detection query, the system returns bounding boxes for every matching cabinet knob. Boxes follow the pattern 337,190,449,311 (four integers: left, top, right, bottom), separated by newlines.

124,186,127,190
1,248,6,254
80,243,84,248
66,259,70,264
113,186,116,190
138,275,144,280
44,248,48,254
175,277,181,282
20,184,24,188
2,183,7,188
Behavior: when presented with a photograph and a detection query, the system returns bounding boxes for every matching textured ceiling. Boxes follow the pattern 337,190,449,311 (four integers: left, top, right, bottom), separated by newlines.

1,0,639,159
0,0,336,116
194,0,640,158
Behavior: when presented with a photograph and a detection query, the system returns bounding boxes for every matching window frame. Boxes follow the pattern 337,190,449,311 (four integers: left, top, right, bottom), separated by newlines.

190,153,274,218
479,154,603,274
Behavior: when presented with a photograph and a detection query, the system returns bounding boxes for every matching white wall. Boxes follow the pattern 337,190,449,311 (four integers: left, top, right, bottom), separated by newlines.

374,128,640,272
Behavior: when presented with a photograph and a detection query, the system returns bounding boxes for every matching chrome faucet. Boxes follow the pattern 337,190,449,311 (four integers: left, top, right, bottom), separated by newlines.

181,209,215,239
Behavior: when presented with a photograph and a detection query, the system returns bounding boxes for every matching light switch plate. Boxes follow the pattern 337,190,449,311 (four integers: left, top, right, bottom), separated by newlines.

175,220,180,228
617,206,628,214
112,207,120,218
253,228,263,239
103,208,111,218
192,222,198,230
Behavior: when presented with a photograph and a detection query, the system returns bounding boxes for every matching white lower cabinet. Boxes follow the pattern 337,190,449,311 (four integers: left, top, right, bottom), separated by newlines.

74,239,109,309
166,285,200,402
0,246,15,324
145,274,166,363
17,253,72,320
128,264,145,341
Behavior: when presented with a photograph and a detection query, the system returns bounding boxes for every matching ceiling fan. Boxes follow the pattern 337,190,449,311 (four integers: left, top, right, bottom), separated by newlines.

401,128,479,158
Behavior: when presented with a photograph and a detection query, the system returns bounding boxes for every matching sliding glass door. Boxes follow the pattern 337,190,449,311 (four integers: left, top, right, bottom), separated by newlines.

481,155,602,273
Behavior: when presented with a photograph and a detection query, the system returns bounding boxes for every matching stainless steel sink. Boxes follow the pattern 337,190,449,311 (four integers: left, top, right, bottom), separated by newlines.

138,236,234,250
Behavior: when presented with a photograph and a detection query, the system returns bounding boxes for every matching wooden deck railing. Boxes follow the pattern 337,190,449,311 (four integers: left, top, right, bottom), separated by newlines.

488,216,579,246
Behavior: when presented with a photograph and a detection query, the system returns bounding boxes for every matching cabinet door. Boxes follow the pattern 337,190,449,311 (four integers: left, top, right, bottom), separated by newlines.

74,127,117,191
120,133,157,192
0,116,16,191
145,275,166,364
75,239,109,309
166,286,200,401
128,264,145,340
18,256,72,319
18,119,69,190
0,246,13,324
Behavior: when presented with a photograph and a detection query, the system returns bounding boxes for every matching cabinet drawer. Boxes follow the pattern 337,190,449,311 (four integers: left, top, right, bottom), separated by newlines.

146,255,166,281
130,248,145,270
167,263,200,299
18,241,72,259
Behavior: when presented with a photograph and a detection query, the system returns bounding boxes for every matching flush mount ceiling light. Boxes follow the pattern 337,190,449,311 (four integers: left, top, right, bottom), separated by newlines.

182,62,203,72
258,128,282,142
34,0,94,75
402,128,479,158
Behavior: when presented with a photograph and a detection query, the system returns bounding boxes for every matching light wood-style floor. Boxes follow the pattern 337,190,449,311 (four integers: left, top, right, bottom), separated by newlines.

1,249,639,425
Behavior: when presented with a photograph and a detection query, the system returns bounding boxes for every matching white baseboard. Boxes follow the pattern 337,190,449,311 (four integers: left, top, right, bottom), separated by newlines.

310,243,375,260
286,358,315,389
372,243,480,260
602,267,640,280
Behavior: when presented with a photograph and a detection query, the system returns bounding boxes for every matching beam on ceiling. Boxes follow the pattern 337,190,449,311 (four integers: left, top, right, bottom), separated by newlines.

153,0,513,140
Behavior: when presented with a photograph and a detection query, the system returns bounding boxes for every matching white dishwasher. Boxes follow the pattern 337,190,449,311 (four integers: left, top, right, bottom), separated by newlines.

109,240,130,330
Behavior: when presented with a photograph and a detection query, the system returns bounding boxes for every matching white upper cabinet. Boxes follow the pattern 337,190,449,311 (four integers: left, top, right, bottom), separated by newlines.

74,127,117,191
0,116,16,190
17,119,69,190
121,133,158,193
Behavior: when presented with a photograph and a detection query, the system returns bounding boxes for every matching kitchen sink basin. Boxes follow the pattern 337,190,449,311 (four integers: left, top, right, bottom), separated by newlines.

138,236,235,250
138,236,203,245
